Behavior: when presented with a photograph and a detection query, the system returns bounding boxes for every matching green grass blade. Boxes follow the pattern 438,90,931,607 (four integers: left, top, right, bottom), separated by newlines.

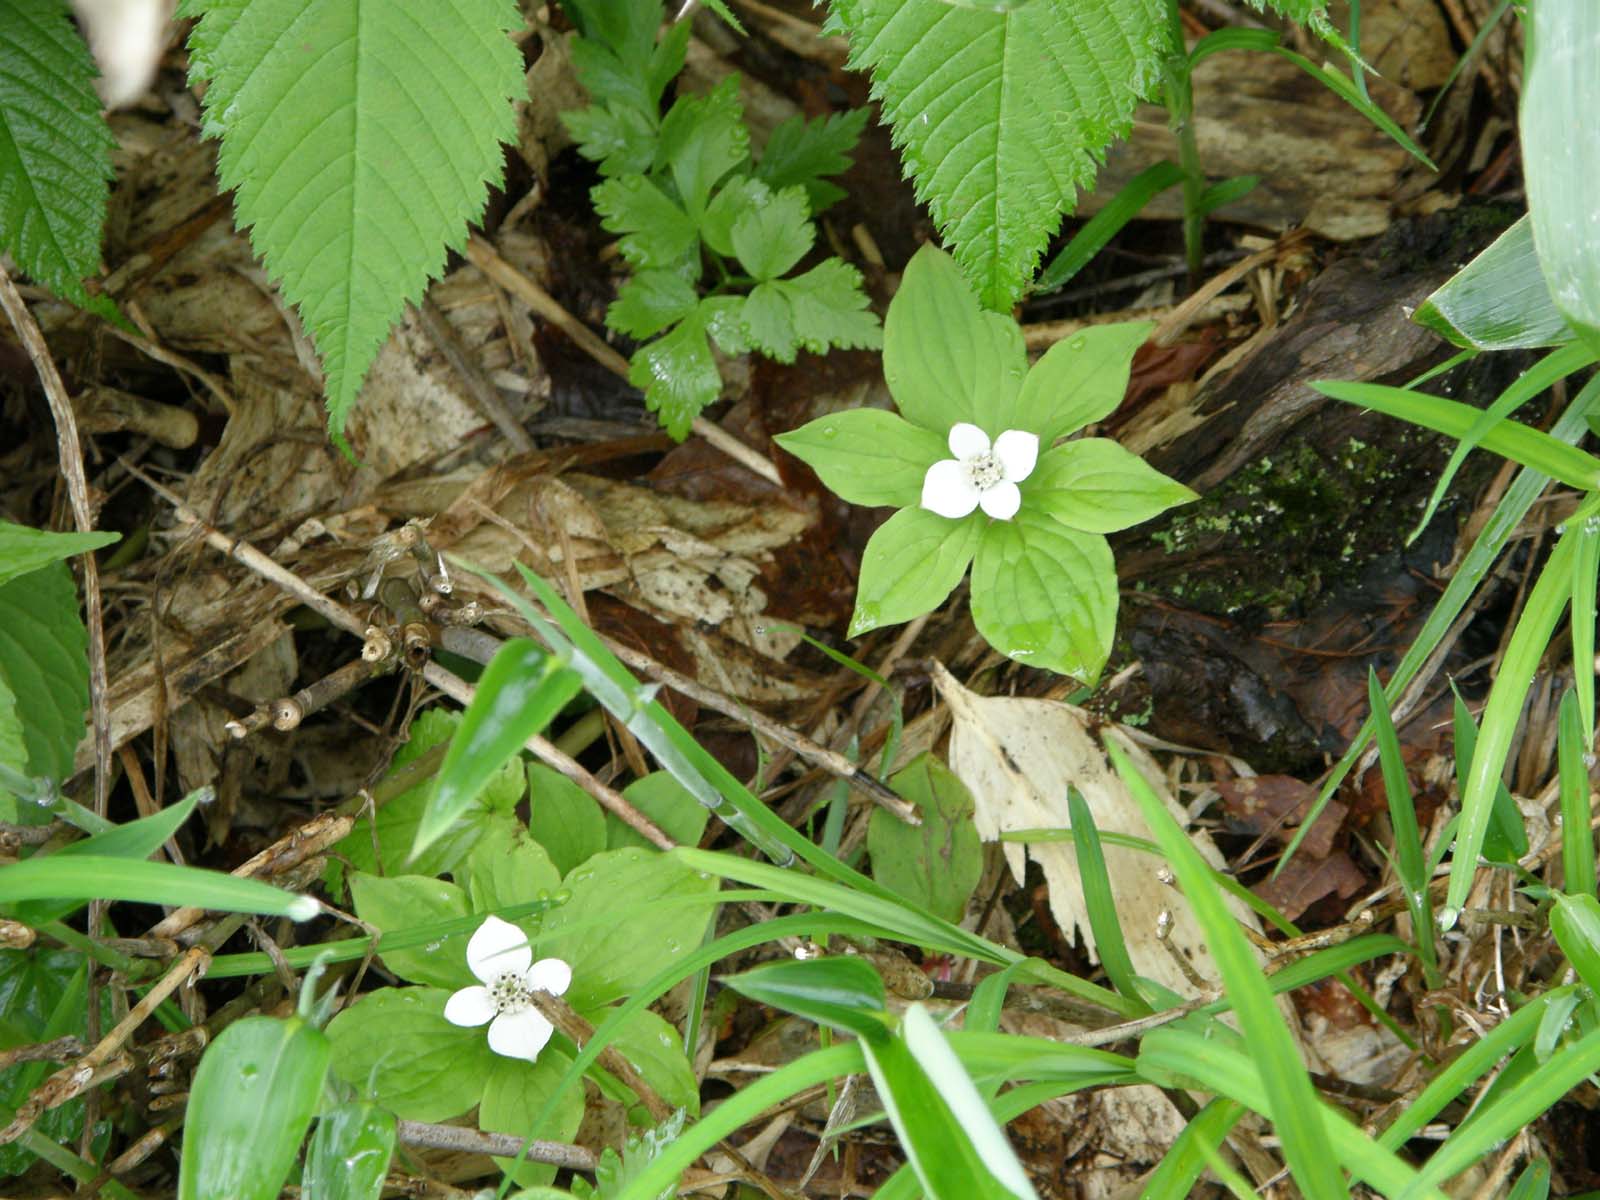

1067,787,1150,1011
0,854,318,919
1571,521,1599,738
1108,742,1348,1199
1033,161,1184,294
1413,216,1576,351
1452,686,1529,864
1559,689,1597,897
1367,669,1438,981
1142,1097,1246,1200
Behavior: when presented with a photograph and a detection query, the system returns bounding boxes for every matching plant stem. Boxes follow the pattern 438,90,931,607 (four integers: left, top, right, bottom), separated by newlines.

1162,0,1204,285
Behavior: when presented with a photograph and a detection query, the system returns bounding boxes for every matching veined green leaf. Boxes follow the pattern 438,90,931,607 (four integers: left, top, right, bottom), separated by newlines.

0,523,118,589
826,0,1166,309
722,956,890,1042
1414,217,1575,351
302,1100,396,1200
181,0,524,440
0,561,91,814
776,409,947,509
851,506,983,636
0,0,114,308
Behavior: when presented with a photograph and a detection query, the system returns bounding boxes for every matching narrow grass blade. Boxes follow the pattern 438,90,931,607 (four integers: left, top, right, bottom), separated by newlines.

1559,689,1597,897
1367,669,1438,980
1068,787,1150,1011
1571,522,1599,739
178,1015,330,1200
1108,742,1348,1200
1033,162,1184,294
413,638,580,860
1142,1097,1245,1200
1452,687,1528,865
1551,893,1600,992
1508,1159,1552,1200
302,1100,395,1200
0,854,318,919
721,957,889,1041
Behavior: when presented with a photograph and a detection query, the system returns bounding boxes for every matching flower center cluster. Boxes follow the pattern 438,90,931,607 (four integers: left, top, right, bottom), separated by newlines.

964,451,1005,491
489,970,534,1015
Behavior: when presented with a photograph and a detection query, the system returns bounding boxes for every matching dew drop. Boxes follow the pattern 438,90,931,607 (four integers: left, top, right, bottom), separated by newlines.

1068,335,1087,350
239,1064,260,1083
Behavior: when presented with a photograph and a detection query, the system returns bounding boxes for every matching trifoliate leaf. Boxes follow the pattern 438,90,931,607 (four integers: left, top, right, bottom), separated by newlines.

628,298,726,439
594,173,700,268
776,409,946,508
730,184,814,281
182,0,524,440
779,259,883,354
608,269,700,338
970,509,1116,683
826,0,1167,309
657,75,748,223
0,0,115,307
0,522,118,589
702,175,769,258
883,244,1024,433
1027,438,1196,534
565,0,690,118
0,561,90,791
851,506,983,636
755,109,869,212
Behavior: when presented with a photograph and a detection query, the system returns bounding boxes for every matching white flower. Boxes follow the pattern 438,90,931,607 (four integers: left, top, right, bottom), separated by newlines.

443,916,571,1063
920,423,1039,521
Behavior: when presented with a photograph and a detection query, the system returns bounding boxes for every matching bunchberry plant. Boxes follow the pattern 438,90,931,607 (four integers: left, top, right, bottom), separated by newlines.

777,244,1195,683
444,915,573,1063
561,0,881,438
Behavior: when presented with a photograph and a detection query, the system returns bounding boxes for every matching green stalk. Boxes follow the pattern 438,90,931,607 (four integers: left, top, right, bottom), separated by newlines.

1162,0,1205,282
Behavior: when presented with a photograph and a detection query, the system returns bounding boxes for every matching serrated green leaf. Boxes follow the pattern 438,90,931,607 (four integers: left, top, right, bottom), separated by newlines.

869,753,982,922
0,560,89,787
0,0,114,307
730,184,814,280
657,74,747,222
628,298,725,439
608,772,709,852
828,0,1166,309
348,873,473,989
526,761,606,877
777,259,883,354
595,173,700,268
1026,438,1195,533
851,506,983,636
326,987,494,1121
732,283,800,361
1013,322,1152,440
702,174,769,258
608,269,700,338
0,523,118,588
566,0,689,120
755,109,869,212
883,244,1026,434
184,0,524,439
970,510,1115,682
563,103,659,177
776,409,947,508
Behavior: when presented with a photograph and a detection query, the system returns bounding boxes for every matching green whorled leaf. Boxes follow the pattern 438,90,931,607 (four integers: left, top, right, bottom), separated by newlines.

594,173,700,269
850,505,984,636
1013,322,1153,441
459,829,562,914
0,561,89,790
326,987,494,1121
526,761,606,877
479,1049,584,1187
347,873,473,989
583,1003,700,1115
1523,1,1600,345
1025,438,1195,534
335,708,524,883
827,0,1166,310
415,638,581,861
729,184,814,280
722,956,890,1042
302,1100,396,1200
969,511,1116,682
657,75,748,223
0,524,118,588
608,269,700,339
182,0,524,439
868,753,982,923
776,409,947,509
702,175,769,258
754,108,869,212
608,772,710,853
628,298,726,439
882,244,1026,434
540,847,720,1010
0,0,114,308
1413,217,1574,351
1551,893,1600,994
178,1016,330,1200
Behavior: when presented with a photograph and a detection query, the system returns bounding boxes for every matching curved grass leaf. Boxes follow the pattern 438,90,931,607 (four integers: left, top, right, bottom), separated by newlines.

0,0,114,307
181,0,524,440
1414,217,1575,351
0,854,319,919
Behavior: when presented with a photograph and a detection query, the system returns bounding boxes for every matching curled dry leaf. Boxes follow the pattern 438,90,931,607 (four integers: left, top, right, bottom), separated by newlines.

930,662,1265,1003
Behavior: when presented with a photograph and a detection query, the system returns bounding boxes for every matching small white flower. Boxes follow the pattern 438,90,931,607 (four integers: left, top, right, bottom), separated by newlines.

921,423,1038,520
443,915,571,1063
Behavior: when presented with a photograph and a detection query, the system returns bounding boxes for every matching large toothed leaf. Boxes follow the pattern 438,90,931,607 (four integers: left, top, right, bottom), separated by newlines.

181,0,524,439
0,0,114,307
825,0,1167,310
